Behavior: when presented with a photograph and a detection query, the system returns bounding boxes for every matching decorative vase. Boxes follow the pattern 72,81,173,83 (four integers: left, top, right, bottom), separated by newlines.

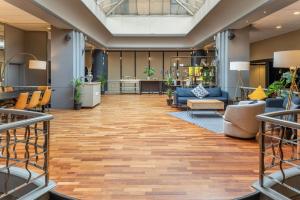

147,76,150,80
86,72,93,83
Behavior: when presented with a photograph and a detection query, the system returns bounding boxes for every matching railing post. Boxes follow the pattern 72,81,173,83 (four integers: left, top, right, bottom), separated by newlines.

43,120,50,186
259,121,265,187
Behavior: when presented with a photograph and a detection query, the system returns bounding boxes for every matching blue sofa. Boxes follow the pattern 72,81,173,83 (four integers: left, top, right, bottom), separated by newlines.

266,96,300,112
173,87,229,107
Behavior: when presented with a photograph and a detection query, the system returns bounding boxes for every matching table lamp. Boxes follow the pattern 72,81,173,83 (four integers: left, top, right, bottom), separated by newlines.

230,61,250,100
273,50,300,110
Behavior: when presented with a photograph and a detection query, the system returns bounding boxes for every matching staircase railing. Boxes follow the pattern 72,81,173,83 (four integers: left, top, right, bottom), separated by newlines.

256,109,300,199
0,109,53,199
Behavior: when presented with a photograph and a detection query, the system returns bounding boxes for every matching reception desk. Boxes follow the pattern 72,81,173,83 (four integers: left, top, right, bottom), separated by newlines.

81,82,101,107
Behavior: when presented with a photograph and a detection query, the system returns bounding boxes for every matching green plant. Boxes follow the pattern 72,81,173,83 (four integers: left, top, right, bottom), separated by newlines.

97,74,107,91
166,88,173,99
72,78,83,104
165,73,174,87
144,67,156,77
266,72,293,97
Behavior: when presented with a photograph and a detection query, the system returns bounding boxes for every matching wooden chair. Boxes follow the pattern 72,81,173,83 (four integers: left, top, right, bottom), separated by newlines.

38,89,52,112
4,86,14,92
13,92,29,110
26,91,41,110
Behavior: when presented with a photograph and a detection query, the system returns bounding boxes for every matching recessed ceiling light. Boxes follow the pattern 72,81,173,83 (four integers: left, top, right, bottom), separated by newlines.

263,11,267,14
276,25,282,29
294,11,300,15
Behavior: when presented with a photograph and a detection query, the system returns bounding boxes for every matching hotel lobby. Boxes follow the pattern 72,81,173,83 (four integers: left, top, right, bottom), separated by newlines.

1,0,300,199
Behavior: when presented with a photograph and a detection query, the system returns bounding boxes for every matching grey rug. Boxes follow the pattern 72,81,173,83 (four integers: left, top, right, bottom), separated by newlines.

169,111,224,134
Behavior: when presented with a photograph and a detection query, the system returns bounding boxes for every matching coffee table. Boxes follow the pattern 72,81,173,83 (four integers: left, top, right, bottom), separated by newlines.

187,99,225,117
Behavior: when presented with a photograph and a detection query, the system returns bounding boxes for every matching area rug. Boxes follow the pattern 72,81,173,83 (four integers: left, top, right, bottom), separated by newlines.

169,111,224,134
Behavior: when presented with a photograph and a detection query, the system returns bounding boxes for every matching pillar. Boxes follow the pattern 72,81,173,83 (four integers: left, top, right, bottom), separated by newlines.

216,27,250,99
51,28,85,108
92,49,108,90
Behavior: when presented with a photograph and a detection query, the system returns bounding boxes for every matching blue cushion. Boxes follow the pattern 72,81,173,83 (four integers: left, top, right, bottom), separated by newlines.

206,87,222,97
283,96,300,109
176,88,195,97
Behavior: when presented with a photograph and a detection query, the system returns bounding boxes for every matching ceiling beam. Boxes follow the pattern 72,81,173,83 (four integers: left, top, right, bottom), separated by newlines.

175,0,194,15
106,0,125,16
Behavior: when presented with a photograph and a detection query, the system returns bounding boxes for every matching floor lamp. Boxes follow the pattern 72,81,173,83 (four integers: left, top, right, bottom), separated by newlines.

0,52,47,86
273,50,300,110
230,61,250,101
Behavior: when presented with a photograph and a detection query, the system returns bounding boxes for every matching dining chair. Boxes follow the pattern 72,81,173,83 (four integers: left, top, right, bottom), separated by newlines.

26,91,41,110
4,86,14,92
38,89,52,112
13,92,29,110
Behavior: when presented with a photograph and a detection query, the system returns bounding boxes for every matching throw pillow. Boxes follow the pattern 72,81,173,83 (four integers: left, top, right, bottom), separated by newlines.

248,85,267,100
192,84,209,98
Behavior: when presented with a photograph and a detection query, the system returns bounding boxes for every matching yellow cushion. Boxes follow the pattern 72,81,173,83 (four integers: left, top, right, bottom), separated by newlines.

248,85,267,100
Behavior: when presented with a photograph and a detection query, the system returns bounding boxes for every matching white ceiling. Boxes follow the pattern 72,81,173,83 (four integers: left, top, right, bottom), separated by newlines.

251,0,300,42
0,0,49,31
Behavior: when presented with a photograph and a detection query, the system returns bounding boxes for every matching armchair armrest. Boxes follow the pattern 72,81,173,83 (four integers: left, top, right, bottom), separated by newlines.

266,98,284,108
221,90,229,104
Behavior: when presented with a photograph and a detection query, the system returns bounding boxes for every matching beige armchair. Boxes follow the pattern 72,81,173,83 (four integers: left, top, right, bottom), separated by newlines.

223,101,266,139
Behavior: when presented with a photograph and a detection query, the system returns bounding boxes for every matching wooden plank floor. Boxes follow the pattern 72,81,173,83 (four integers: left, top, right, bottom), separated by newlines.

49,95,259,200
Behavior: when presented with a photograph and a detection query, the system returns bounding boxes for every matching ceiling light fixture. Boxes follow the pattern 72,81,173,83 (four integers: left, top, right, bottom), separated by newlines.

276,25,282,29
263,11,267,14
294,11,300,15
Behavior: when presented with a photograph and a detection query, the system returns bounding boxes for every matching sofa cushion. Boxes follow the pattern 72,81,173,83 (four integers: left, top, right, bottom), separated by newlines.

176,88,195,97
283,96,300,109
206,87,222,97
191,85,209,98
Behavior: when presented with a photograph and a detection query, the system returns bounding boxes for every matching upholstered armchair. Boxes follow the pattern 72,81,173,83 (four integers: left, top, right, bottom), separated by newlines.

223,101,266,139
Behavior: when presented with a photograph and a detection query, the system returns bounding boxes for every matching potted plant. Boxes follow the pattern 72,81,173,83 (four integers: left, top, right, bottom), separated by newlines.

144,67,155,80
73,78,83,110
97,75,107,94
165,73,174,106
266,72,292,98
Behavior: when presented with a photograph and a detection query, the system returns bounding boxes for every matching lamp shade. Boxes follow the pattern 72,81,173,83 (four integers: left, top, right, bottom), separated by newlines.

273,50,300,68
29,60,47,70
230,61,250,71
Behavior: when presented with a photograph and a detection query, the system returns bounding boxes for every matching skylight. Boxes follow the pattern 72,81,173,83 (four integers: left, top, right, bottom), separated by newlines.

96,0,206,16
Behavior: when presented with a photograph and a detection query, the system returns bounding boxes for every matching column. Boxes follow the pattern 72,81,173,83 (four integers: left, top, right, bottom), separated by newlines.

216,27,250,99
92,49,108,90
51,28,85,108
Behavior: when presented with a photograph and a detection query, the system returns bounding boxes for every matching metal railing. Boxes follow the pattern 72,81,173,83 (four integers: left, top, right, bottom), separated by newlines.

0,109,53,199
256,109,300,199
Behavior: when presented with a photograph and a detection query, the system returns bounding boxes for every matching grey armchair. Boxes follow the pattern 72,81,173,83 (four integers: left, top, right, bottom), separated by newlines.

223,101,266,139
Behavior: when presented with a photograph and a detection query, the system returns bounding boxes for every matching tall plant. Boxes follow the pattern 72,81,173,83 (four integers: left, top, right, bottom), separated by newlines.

97,74,107,93
73,78,83,104
165,73,174,105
